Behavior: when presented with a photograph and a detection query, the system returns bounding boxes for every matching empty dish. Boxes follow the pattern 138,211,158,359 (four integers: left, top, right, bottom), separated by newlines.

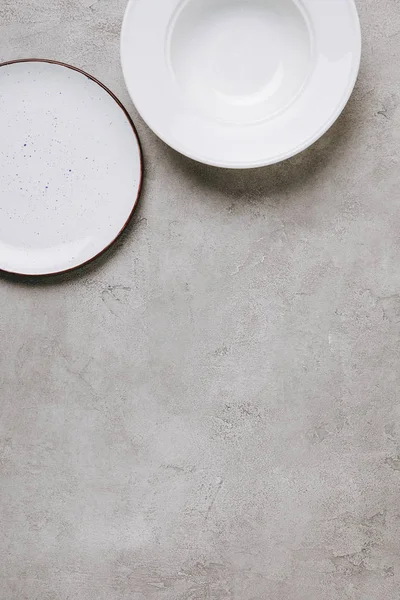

0,59,142,276
121,0,361,168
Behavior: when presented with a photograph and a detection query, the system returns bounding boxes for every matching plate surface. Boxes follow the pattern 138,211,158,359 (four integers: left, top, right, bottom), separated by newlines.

0,60,142,275
121,0,361,168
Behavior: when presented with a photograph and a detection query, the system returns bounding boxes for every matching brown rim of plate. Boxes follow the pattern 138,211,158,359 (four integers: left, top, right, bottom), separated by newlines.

0,58,144,278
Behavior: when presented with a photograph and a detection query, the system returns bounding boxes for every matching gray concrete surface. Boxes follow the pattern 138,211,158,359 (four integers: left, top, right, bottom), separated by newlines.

1,1,400,598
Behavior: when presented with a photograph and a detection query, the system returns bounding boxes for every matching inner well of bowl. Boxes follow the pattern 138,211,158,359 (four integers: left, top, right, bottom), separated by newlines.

169,0,313,125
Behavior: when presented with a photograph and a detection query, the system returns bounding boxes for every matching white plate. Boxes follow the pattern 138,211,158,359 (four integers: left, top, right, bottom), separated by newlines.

121,0,361,169
0,60,142,276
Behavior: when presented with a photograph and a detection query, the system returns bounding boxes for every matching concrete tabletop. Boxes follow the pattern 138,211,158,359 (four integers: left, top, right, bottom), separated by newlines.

1,1,400,598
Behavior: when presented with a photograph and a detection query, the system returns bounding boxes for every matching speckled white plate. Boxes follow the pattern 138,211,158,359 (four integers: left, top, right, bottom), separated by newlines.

0,59,142,276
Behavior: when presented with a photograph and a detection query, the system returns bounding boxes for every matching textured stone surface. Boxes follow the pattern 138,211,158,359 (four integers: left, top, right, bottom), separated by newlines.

1,1,400,599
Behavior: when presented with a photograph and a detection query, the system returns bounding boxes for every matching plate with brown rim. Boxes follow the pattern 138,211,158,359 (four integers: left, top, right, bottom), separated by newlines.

0,59,142,276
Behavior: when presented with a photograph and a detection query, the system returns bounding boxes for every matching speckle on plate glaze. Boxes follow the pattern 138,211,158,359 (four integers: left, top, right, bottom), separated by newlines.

0,60,142,275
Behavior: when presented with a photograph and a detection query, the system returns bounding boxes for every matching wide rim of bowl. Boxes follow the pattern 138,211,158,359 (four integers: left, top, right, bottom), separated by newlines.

121,0,361,169
0,58,144,277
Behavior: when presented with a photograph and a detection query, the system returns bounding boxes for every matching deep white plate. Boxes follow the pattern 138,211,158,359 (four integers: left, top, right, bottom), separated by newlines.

121,0,361,169
0,59,142,276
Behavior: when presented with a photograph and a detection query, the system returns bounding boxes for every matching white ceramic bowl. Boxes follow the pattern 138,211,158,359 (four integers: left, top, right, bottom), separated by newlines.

121,0,361,168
